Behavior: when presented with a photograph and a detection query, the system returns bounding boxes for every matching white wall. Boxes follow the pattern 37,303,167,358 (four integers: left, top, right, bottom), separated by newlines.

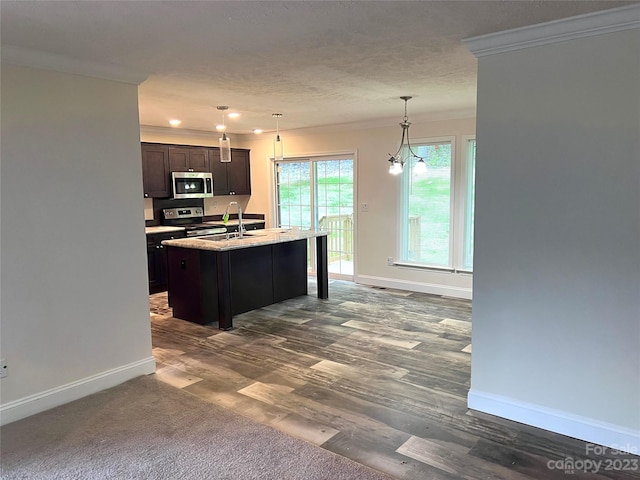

0,65,155,424
468,21,640,449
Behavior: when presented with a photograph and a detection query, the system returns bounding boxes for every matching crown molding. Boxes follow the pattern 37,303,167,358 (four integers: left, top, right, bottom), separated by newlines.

139,125,246,145
1,45,148,85
464,4,640,58
140,125,218,140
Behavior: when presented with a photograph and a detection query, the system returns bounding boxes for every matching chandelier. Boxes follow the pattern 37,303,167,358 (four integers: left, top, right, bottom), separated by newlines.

387,96,427,175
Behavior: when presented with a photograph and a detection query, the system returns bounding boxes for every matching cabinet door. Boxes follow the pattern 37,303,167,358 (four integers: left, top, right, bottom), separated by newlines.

147,245,160,290
169,147,190,172
141,144,170,198
189,148,209,171
227,149,251,195
209,148,230,195
147,231,186,294
148,244,167,292
167,247,207,323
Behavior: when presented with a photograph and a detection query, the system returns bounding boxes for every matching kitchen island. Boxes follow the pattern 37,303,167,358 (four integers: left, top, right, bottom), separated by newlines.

162,228,328,330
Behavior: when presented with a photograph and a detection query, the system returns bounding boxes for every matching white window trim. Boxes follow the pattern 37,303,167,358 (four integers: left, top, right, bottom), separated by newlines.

458,135,476,271
394,134,475,274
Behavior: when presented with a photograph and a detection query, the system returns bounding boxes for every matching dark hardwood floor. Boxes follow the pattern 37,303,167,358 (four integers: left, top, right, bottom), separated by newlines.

150,279,639,480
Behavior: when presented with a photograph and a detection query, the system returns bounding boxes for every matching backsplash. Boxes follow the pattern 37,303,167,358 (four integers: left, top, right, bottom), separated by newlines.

144,198,154,220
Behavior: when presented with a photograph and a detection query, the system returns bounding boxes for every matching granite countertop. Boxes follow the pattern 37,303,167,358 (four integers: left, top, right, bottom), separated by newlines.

145,226,186,235
204,219,265,227
146,219,264,235
161,228,327,251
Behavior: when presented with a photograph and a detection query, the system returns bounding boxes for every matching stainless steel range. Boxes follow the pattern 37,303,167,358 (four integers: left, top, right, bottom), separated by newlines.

162,206,227,237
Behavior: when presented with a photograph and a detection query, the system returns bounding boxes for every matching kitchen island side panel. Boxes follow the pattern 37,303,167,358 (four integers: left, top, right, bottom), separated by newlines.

229,245,274,315
273,239,308,303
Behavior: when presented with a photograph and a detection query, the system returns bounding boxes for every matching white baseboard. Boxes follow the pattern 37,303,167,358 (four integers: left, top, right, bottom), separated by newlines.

354,274,472,300
468,389,640,456
0,356,156,426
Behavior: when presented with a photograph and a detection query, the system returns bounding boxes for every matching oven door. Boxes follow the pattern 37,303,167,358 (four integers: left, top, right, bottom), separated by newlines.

172,172,213,199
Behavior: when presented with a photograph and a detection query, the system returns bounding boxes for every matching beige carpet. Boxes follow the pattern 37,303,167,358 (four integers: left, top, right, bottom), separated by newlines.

1,375,394,480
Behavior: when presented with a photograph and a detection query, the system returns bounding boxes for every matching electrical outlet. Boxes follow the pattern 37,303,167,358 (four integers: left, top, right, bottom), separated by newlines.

0,358,7,379
361,203,369,212
387,257,394,266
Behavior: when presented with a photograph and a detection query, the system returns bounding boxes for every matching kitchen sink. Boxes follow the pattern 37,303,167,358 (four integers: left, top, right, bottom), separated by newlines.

199,232,265,242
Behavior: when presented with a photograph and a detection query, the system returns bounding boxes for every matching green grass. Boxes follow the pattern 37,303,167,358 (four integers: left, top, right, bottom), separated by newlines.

408,173,450,265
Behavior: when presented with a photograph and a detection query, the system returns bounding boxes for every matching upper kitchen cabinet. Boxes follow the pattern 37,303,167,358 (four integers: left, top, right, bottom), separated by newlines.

169,146,210,172
209,148,251,196
141,143,171,198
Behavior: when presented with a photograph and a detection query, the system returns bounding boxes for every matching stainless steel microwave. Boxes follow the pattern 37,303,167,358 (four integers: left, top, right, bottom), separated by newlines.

171,171,213,199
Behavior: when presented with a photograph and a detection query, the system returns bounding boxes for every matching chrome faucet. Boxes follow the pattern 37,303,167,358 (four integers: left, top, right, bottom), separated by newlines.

224,201,244,238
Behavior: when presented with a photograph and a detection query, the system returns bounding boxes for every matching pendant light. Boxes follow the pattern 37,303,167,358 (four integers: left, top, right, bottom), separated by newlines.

217,106,231,163
387,96,426,175
272,113,284,161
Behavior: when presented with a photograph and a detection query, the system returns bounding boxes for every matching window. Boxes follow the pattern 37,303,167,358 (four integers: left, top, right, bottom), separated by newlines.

399,136,475,271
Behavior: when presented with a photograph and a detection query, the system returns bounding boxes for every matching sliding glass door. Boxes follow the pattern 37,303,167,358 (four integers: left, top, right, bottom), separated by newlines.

275,156,354,279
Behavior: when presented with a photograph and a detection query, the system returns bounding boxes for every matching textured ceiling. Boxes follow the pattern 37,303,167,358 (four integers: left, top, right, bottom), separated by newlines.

1,1,635,134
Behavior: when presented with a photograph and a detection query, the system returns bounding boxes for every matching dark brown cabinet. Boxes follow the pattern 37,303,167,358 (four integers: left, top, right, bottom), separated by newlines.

147,230,186,293
209,148,251,196
169,147,209,172
141,144,171,198
141,142,251,198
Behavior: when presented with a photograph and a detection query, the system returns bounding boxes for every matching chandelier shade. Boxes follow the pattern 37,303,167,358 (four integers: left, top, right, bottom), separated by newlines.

217,106,231,162
387,96,426,175
272,113,284,161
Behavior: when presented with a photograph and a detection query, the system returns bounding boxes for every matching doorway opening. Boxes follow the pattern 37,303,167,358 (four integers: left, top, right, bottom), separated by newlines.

275,156,354,280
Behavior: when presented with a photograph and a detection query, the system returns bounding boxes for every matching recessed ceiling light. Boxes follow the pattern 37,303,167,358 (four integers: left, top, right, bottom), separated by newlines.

252,129,263,134
169,119,181,126
228,112,240,119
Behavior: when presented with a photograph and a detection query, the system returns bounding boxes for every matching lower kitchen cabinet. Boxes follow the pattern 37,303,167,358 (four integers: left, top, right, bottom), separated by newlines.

147,231,186,293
